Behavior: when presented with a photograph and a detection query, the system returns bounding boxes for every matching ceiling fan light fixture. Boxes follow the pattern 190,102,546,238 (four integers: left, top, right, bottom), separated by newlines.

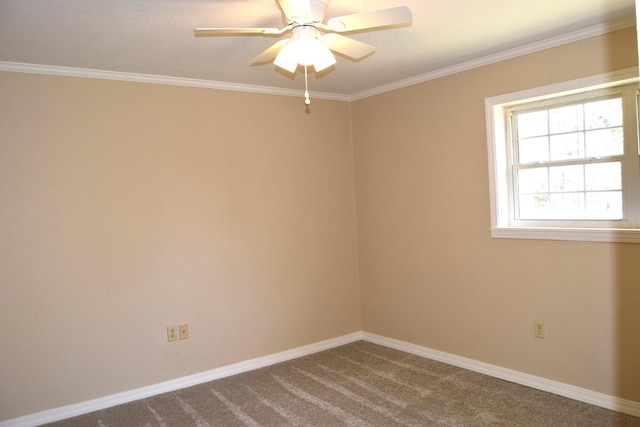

311,41,336,72
274,42,300,72
274,27,336,73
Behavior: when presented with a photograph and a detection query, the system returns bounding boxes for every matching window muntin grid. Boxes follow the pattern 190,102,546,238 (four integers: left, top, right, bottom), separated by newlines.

510,94,625,221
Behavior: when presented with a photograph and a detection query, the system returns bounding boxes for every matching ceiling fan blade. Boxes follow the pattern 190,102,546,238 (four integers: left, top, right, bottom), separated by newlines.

327,6,412,33
277,0,312,22
251,40,289,64
321,33,375,60
194,27,281,36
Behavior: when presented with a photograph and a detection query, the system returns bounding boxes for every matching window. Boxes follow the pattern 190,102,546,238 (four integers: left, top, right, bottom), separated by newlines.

486,70,640,243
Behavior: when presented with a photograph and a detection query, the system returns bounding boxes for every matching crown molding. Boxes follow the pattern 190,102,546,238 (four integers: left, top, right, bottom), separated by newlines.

350,15,637,100
0,15,635,103
0,61,351,102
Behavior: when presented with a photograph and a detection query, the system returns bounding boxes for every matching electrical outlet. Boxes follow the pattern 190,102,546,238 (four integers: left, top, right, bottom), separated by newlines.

534,321,545,339
179,324,189,340
167,326,178,342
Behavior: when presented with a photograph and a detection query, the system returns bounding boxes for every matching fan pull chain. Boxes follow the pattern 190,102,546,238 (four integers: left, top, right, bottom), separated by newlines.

304,65,311,105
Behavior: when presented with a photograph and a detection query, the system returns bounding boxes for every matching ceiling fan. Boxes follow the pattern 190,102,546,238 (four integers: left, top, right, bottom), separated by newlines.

194,0,412,104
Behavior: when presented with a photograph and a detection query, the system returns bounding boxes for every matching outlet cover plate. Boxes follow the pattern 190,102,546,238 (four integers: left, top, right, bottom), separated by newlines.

179,324,189,340
167,326,178,342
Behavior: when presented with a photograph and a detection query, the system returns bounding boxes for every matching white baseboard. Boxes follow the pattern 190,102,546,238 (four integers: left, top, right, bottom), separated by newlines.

3,331,639,426
0,332,364,427
362,332,640,419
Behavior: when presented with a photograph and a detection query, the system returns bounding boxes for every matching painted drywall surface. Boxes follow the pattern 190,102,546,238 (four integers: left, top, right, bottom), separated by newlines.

0,73,361,420
353,27,640,402
637,1,640,60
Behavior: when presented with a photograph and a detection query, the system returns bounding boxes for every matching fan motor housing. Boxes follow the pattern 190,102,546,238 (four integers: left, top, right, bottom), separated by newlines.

282,0,330,24
309,0,330,22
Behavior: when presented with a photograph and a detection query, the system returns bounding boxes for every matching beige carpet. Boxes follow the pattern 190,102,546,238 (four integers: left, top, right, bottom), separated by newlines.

45,341,640,426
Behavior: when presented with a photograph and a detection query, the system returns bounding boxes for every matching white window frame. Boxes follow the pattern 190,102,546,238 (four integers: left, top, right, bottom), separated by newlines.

486,68,640,243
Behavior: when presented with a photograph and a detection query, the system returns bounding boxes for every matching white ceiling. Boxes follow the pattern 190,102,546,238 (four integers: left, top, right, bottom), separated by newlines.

0,0,636,99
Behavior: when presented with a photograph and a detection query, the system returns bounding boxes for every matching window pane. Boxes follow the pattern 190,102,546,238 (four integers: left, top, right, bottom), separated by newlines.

550,132,584,160
504,84,636,229
517,110,548,138
549,104,583,133
549,165,584,192
585,128,624,157
586,191,622,219
518,167,548,193
519,194,549,219
585,162,621,191
518,136,549,163
584,98,622,129
550,193,584,219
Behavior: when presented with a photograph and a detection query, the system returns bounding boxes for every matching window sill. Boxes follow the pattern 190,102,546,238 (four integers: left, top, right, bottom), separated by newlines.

491,226,640,243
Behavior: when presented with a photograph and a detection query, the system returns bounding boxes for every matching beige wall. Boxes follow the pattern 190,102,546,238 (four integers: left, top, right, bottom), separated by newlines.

0,74,361,420
353,27,639,402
